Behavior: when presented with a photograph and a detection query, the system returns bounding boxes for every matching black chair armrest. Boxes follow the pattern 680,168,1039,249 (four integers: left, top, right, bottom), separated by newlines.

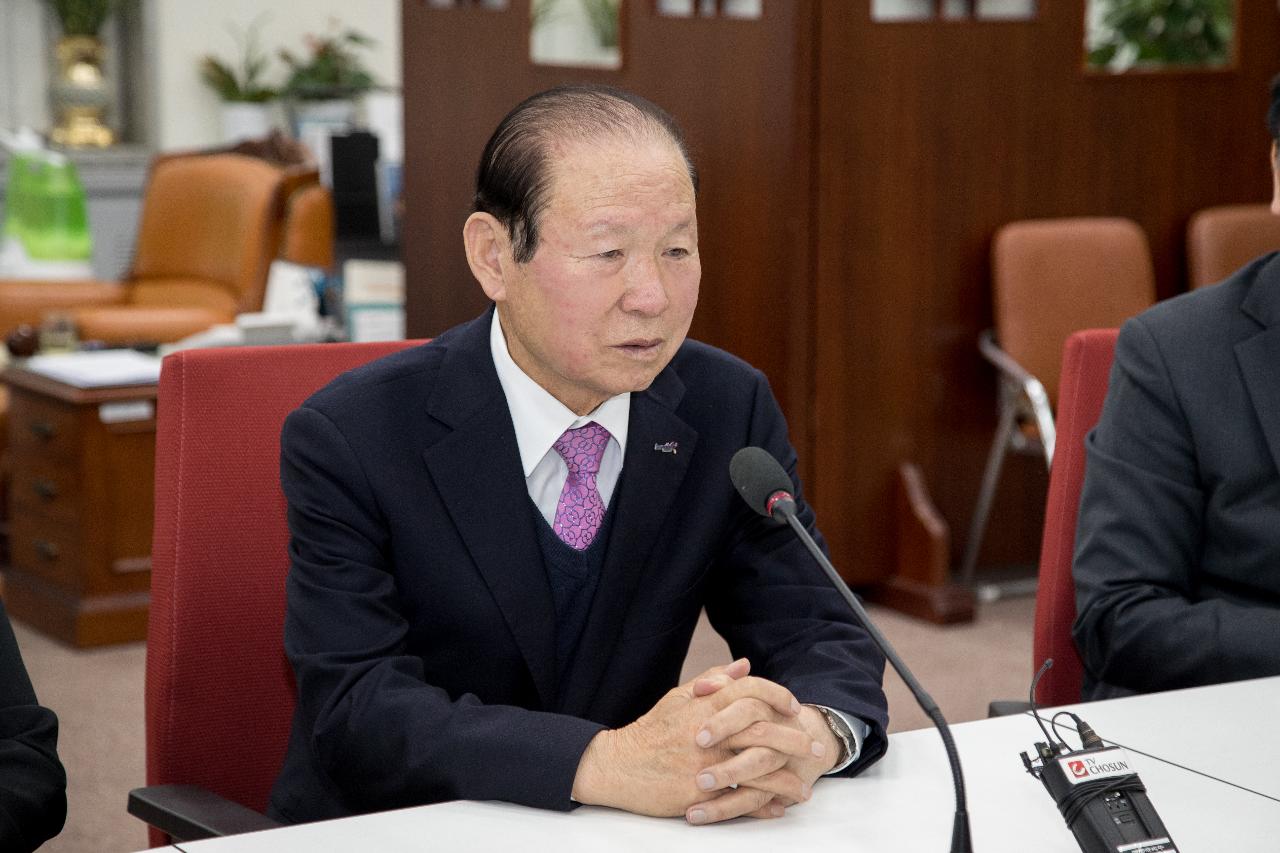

127,784,282,842
988,700,1034,717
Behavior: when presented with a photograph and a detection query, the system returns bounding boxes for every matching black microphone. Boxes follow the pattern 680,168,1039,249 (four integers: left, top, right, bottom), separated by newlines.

729,447,972,853
1020,661,1176,853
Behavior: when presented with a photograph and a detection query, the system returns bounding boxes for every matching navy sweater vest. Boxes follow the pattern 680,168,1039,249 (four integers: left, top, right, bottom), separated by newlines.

533,500,615,701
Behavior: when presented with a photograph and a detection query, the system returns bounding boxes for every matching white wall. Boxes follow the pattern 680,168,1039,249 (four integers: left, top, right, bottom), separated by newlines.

0,0,51,135
149,0,401,150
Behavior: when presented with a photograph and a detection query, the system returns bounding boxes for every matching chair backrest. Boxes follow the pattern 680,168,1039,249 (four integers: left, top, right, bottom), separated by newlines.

1187,203,1280,289
280,183,334,271
130,152,314,315
146,340,419,841
992,218,1153,405
1032,328,1118,707
210,132,334,274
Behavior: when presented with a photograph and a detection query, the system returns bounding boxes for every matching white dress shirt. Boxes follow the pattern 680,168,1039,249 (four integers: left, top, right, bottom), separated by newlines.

489,311,630,526
488,310,863,771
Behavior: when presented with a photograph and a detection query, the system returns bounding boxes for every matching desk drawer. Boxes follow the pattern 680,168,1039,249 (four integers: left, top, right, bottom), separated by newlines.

9,462,82,524
8,391,80,461
10,513,83,589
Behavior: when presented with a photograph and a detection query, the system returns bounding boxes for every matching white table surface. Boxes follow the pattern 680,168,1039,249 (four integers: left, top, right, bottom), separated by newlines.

144,676,1280,852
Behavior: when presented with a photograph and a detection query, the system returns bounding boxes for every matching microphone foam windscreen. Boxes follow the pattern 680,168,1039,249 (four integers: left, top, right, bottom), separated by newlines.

729,447,794,517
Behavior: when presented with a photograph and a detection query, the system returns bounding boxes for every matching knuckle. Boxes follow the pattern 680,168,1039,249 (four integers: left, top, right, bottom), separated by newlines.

749,747,781,774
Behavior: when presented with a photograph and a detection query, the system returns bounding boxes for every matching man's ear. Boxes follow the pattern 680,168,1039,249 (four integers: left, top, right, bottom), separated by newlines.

463,212,510,302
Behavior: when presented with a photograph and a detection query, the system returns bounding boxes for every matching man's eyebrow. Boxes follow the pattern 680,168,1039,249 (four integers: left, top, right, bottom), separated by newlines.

581,217,695,237
583,220,631,237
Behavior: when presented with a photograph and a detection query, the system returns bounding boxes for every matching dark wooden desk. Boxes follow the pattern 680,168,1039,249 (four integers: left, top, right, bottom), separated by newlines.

1,366,156,646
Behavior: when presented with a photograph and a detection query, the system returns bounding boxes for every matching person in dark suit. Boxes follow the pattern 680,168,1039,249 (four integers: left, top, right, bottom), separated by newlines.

0,599,67,851
1072,77,1280,700
269,85,888,827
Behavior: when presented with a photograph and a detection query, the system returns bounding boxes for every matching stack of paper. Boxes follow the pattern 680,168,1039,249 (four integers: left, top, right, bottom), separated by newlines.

23,350,163,388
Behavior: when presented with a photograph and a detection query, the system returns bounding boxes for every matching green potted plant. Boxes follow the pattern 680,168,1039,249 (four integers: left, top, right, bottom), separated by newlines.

279,22,379,134
45,0,135,147
1087,0,1233,71
45,0,127,37
199,16,280,142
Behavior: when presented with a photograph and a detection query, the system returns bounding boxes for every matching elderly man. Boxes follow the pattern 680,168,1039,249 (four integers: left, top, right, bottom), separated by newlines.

269,85,887,827
1072,75,1280,699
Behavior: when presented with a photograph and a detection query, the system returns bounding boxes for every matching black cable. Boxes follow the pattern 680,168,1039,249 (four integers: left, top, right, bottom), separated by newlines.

1050,711,1080,750
1040,713,1280,805
1056,774,1147,827
1028,659,1060,750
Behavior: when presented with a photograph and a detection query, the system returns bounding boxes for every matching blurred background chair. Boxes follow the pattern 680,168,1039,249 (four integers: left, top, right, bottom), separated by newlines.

0,149,328,347
1186,203,1280,289
129,340,416,845
959,218,1154,591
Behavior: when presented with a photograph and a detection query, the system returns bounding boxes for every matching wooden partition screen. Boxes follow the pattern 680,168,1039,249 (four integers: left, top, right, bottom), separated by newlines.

811,0,1279,603
402,0,1280,612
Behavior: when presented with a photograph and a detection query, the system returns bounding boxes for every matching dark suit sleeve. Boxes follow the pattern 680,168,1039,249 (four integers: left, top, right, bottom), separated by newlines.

702,373,888,774
1072,317,1280,695
0,601,67,852
280,406,604,815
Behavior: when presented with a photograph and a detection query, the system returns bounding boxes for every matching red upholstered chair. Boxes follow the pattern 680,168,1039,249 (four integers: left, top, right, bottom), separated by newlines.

1031,328,1119,708
129,340,418,844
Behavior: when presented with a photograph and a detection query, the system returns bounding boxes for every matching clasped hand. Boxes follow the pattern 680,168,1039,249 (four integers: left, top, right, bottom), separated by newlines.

572,658,839,825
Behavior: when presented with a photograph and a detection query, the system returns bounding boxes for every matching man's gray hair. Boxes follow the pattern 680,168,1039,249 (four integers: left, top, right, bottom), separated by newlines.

474,84,698,263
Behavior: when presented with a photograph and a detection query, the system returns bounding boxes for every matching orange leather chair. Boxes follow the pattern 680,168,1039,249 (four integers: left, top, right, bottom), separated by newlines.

130,341,419,844
0,150,329,346
1186,203,1280,289
959,218,1154,587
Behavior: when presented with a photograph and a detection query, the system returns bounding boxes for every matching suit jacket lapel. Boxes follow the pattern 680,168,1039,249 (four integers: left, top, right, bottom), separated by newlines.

559,366,699,719
421,312,559,709
1236,259,1280,474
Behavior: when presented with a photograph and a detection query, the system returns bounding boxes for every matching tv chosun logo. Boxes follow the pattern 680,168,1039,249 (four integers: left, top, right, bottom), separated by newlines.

1058,748,1133,785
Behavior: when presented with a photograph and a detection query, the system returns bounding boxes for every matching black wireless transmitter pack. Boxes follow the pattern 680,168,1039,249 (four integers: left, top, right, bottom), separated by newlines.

1020,660,1178,853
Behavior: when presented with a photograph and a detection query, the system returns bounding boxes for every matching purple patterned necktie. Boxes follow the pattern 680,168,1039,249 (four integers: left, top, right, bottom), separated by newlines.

551,422,611,551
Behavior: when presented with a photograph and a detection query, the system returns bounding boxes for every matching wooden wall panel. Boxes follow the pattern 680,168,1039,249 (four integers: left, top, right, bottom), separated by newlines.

402,0,1280,592
813,0,1280,583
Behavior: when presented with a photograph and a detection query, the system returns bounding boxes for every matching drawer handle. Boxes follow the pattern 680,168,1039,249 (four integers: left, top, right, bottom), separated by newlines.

34,539,60,561
32,480,58,500
29,421,57,441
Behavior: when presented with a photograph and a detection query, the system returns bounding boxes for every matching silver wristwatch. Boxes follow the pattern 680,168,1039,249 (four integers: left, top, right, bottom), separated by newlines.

809,704,853,766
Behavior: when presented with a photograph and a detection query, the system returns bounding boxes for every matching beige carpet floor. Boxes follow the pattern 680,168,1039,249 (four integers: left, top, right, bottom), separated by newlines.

14,595,1034,852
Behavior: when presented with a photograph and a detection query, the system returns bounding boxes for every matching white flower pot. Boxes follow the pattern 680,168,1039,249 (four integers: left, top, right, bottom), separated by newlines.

220,102,276,143
291,99,359,137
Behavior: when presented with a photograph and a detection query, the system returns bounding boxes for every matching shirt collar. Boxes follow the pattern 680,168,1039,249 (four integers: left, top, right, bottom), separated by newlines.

490,309,630,477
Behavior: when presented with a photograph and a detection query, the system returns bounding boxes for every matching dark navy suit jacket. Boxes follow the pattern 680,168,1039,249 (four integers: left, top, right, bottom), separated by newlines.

1073,253,1280,699
0,600,65,852
268,309,888,823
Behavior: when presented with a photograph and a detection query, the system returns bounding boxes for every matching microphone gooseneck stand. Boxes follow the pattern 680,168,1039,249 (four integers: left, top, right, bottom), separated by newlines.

729,447,972,853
